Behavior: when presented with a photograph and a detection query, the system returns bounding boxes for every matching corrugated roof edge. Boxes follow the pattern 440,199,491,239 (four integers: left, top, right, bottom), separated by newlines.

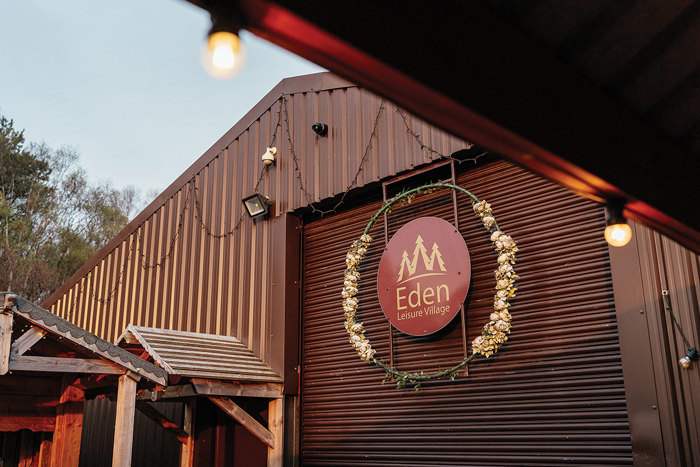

117,324,176,374
117,324,282,382
42,71,354,309
3,292,169,386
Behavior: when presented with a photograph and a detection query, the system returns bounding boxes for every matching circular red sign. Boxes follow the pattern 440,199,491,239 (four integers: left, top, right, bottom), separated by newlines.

377,217,471,336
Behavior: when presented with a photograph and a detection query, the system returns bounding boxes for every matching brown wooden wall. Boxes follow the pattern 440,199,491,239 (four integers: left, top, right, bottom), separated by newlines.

42,73,468,370
301,160,633,465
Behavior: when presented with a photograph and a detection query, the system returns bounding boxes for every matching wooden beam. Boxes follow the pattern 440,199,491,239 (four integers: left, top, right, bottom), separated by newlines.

135,401,188,443
180,399,195,467
0,415,56,432
11,326,46,356
0,309,13,375
8,355,125,375
209,397,275,449
112,374,138,467
228,1,700,252
191,378,282,399
136,384,197,401
50,377,84,467
267,398,284,467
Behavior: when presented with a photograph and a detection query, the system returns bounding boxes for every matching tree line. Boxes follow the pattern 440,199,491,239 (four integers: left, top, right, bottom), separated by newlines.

0,114,151,303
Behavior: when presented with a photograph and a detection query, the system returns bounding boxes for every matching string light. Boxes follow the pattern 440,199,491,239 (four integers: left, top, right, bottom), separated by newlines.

604,202,632,247
202,8,246,79
679,348,699,369
77,97,481,306
202,32,245,79
662,290,699,369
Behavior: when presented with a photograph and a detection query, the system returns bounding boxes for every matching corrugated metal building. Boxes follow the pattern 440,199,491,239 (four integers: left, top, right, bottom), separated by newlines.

42,73,699,466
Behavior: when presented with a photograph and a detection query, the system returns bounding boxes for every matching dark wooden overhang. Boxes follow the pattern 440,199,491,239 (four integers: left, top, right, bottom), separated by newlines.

187,0,700,252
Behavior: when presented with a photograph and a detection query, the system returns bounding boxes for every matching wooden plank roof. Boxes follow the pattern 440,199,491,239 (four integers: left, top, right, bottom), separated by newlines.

118,325,282,383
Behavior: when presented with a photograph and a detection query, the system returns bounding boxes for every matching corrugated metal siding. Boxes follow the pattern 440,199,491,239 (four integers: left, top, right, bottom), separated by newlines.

631,223,700,466
79,398,183,467
44,80,468,365
301,160,632,465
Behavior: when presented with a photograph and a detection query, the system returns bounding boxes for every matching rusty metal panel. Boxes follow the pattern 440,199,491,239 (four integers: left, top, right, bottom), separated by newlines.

301,160,632,465
42,75,468,378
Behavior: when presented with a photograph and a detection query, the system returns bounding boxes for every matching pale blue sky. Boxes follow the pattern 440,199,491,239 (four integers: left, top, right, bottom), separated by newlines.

0,0,323,196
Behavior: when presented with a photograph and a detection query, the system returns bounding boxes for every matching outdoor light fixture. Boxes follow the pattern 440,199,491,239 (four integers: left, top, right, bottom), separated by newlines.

662,290,699,370
242,193,271,222
202,8,246,79
604,201,632,247
262,147,277,167
679,348,699,369
312,122,328,137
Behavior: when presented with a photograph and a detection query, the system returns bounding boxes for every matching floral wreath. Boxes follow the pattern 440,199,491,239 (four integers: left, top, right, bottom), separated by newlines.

342,183,518,389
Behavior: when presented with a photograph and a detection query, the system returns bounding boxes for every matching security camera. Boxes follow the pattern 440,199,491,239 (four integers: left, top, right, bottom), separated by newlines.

311,122,328,137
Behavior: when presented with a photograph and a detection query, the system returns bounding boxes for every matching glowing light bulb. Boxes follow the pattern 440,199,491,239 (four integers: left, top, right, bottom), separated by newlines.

604,223,632,247
679,355,692,368
202,31,245,79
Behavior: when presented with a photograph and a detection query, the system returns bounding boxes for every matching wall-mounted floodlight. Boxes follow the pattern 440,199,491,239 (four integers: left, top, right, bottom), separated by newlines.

242,193,271,222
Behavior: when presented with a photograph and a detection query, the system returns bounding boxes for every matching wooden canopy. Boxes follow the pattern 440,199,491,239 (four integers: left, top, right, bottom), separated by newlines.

117,324,284,466
0,293,169,466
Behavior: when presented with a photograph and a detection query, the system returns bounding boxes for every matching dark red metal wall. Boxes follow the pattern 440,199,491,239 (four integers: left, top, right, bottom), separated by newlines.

610,222,700,466
301,160,633,465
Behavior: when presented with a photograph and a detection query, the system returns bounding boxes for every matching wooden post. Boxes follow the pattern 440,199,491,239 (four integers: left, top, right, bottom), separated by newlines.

50,376,84,467
112,374,138,467
38,433,52,467
267,398,284,467
0,310,14,375
180,399,196,467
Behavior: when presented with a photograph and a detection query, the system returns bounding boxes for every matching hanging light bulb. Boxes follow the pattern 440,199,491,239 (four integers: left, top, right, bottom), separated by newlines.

604,202,632,247
604,223,632,247
679,348,699,369
201,10,246,79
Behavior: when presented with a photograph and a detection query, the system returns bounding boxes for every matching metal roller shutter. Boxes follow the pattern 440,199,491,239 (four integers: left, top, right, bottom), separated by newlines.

301,160,632,466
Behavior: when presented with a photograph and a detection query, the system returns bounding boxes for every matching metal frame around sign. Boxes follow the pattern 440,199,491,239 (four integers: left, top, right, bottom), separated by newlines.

381,159,469,374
